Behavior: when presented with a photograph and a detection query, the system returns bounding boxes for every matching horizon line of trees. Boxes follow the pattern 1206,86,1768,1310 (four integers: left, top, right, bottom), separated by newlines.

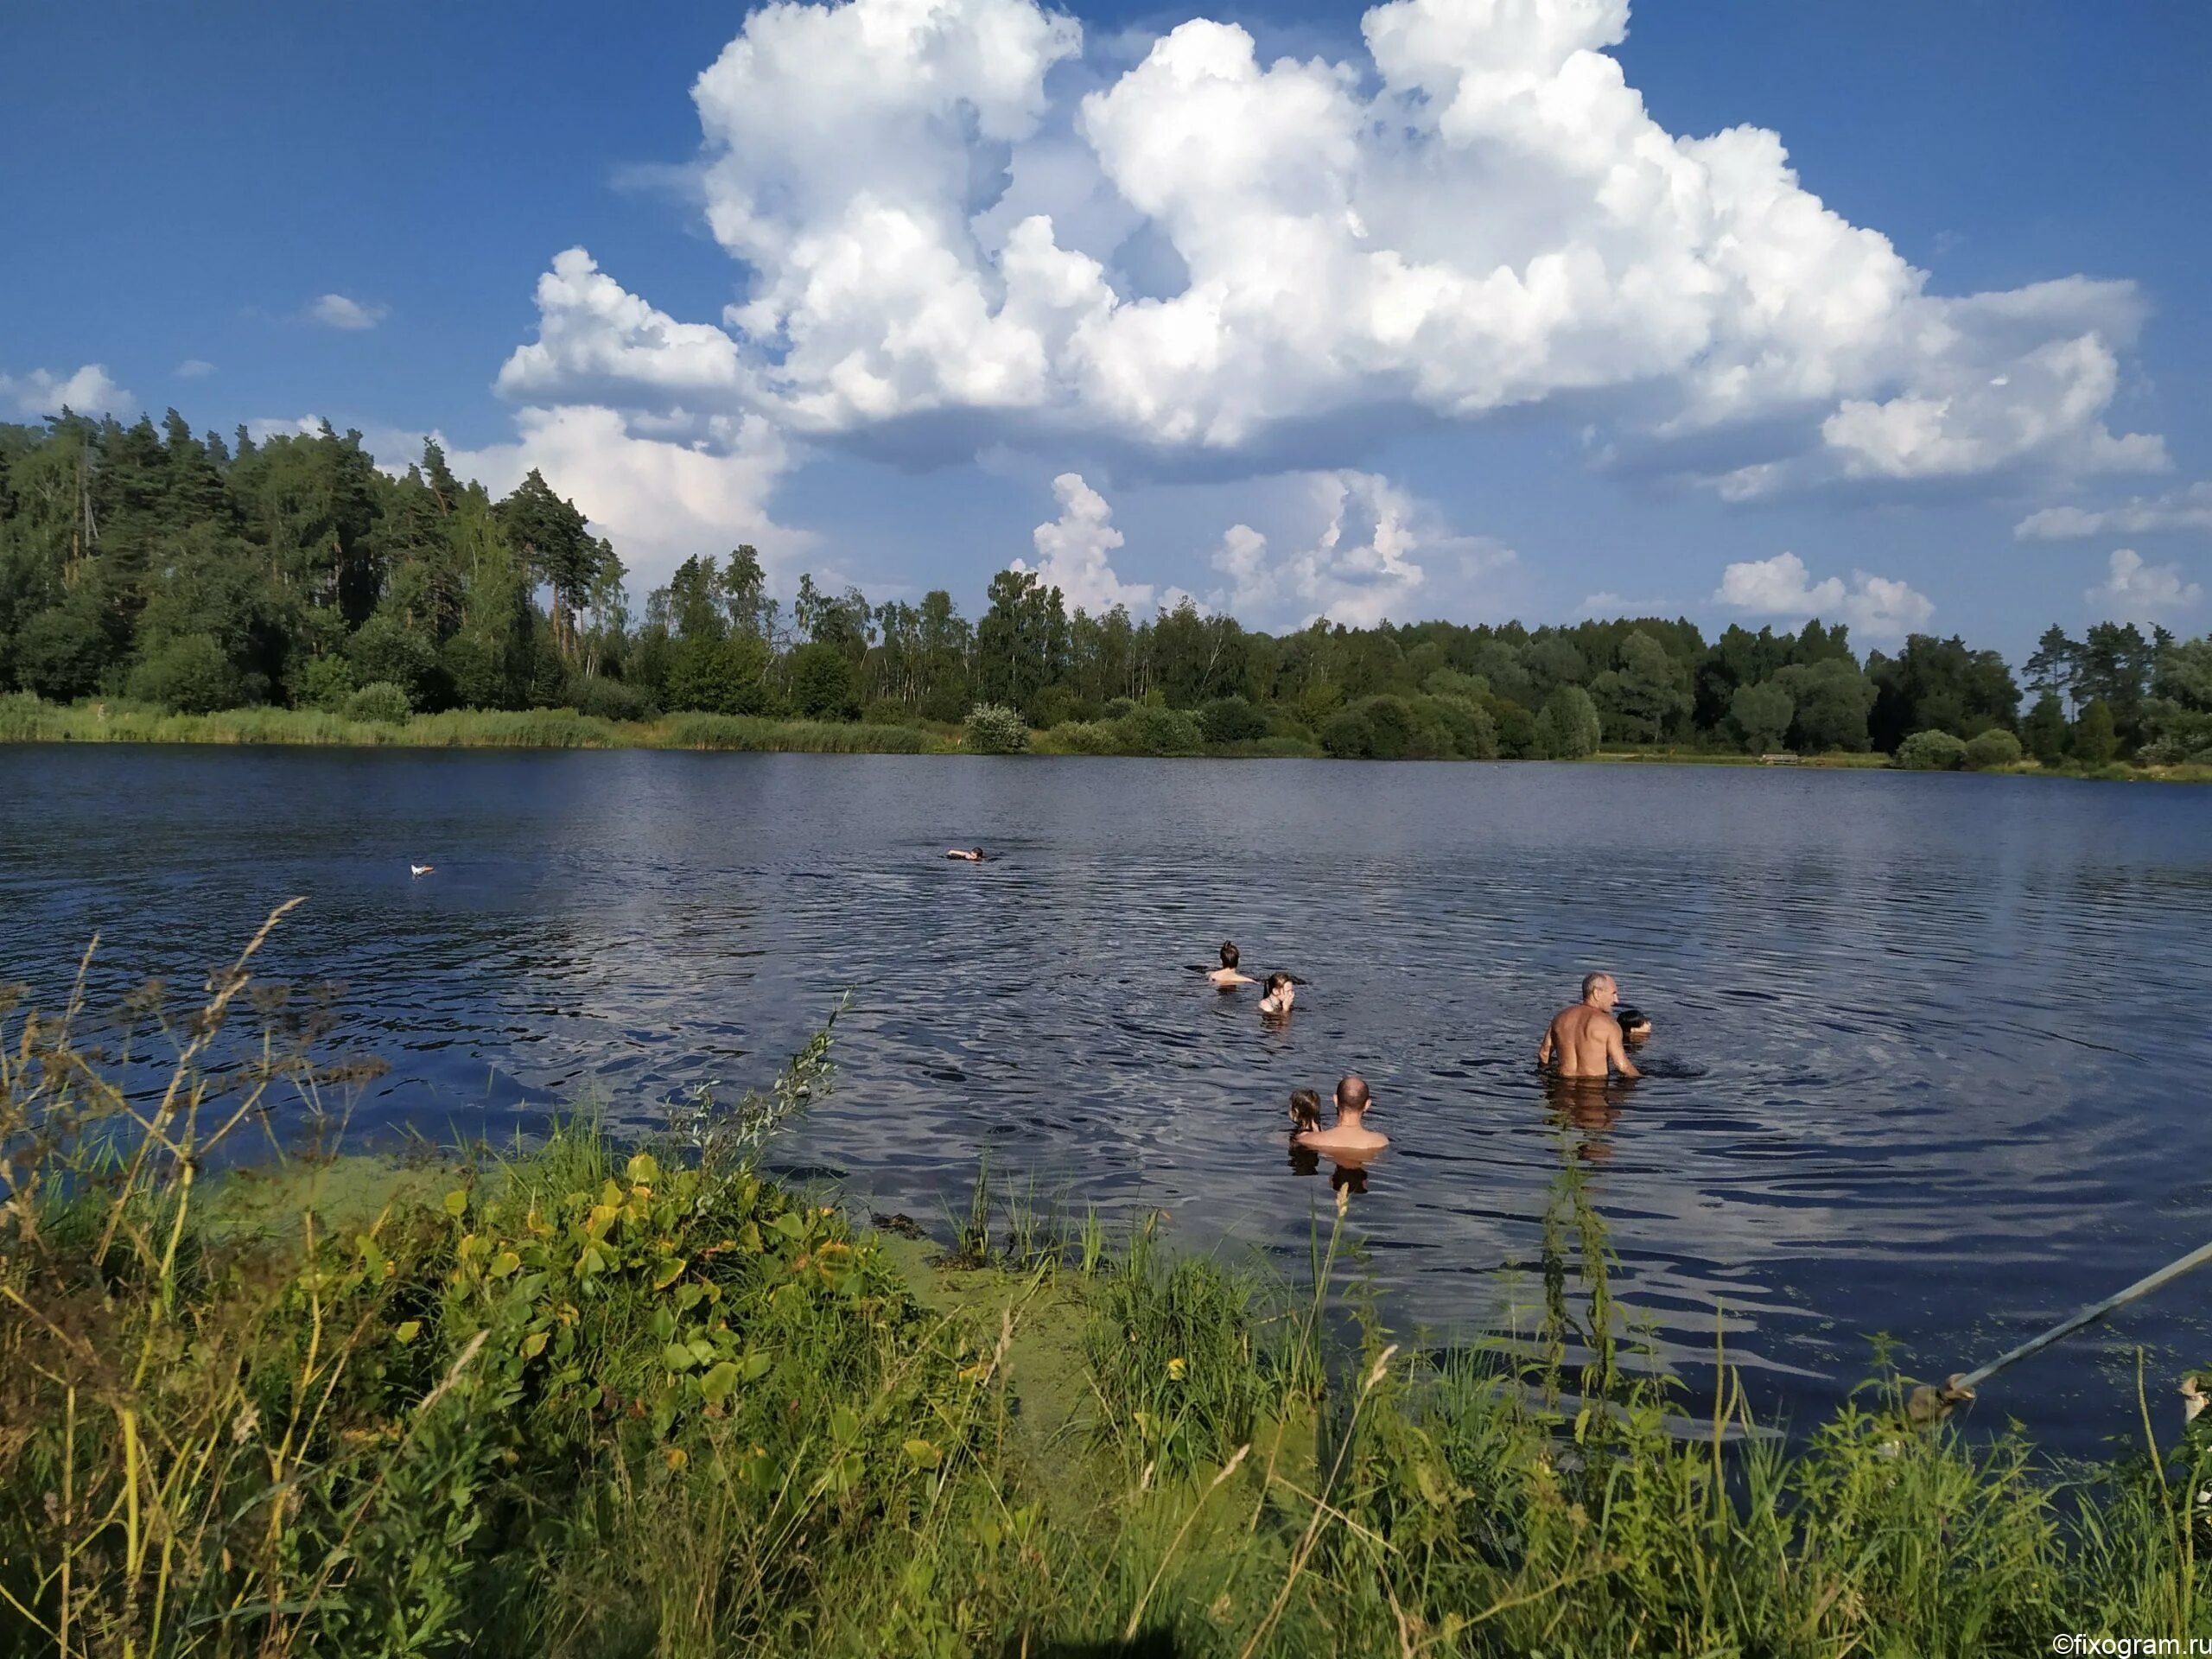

3,409,2209,766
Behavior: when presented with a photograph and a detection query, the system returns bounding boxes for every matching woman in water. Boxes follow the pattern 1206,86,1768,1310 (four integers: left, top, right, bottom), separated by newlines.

1207,941,1255,988
1260,971,1296,1018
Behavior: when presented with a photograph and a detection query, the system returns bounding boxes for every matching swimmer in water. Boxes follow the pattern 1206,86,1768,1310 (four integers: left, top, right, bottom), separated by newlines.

1294,1074,1389,1155
1207,941,1255,989
1260,971,1296,1017
1538,972,1640,1080
1617,1006,1652,1044
945,847,989,862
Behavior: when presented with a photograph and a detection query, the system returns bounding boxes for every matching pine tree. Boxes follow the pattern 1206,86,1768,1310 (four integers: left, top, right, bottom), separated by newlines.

495,469,604,661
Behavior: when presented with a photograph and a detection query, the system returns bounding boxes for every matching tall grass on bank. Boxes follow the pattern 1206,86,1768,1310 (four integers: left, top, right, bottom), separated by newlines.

3,918,2208,1655
657,714,937,753
0,692,950,755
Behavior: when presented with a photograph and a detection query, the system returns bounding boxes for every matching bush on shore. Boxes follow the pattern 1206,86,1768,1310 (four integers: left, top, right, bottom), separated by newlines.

1966,728,2025,771
345,679,415,725
1111,703,1205,757
1897,728,1971,771
963,702,1031,754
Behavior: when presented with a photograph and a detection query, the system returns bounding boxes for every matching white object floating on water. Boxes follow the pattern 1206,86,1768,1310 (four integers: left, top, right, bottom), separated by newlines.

410,863,435,877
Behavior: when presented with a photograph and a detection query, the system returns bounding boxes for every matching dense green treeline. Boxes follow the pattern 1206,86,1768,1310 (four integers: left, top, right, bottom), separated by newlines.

5,408,2210,767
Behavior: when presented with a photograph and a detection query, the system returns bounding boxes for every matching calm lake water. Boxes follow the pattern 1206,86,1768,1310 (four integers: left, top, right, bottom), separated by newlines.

3,746,2208,1453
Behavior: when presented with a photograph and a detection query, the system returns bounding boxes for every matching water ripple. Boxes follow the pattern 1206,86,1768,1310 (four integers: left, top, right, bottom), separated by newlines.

3,746,2208,1455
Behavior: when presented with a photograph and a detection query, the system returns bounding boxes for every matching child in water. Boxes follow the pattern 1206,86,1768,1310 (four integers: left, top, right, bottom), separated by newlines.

1288,1088,1324,1135
1208,941,1255,988
1260,972,1296,1017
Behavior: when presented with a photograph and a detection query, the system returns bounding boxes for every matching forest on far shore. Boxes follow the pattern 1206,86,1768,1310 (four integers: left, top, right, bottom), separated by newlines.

3,410,2208,768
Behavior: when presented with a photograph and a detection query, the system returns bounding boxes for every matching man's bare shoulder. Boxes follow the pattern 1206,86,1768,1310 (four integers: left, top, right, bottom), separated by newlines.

1559,1004,1618,1033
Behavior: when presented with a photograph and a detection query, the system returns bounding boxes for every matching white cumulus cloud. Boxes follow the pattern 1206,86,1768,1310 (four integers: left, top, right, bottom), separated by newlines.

405,249,809,595
440,406,807,590
1208,471,1510,628
1011,473,1159,614
489,0,2166,496
1816,309,2165,483
2014,482,2212,541
496,249,748,409
175,359,217,379
1,363,133,418
309,293,388,331
2085,548,2202,624
248,415,328,442
1713,551,1932,641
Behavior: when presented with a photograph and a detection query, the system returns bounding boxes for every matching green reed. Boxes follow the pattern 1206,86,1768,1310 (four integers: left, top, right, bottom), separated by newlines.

0,693,949,756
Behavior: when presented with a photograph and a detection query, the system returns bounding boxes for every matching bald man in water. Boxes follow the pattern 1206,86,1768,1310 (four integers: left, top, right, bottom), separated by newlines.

1539,972,1641,1080
1294,1074,1389,1154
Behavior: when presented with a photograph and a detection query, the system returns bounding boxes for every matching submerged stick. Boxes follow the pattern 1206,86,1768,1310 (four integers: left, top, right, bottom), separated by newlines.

1916,1237,2212,1419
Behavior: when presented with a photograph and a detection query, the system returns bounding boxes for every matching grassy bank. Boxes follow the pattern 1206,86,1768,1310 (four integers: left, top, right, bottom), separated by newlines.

5,691,2209,779
1591,745,2212,782
3,927,2209,1656
0,693,954,755
1590,746,1893,769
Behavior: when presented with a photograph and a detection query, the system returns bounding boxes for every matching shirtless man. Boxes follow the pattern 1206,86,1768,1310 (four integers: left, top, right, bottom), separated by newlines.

1539,973,1641,1080
1294,1075,1389,1154
1208,942,1255,988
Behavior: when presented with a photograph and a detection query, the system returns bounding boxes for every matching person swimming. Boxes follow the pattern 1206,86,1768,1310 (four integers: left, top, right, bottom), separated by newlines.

1616,1005,1652,1044
945,847,989,862
1207,941,1255,988
1260,971,1296,1016
1538,972,1640,1079
1294,1074,1389,1155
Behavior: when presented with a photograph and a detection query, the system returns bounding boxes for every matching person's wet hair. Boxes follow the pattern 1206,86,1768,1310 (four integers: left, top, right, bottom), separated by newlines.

1219,941,1240,969
1336,1073,1370,1113
1617,1006,1649,1034
1265,971,1292,995
1288,1088,1323,1133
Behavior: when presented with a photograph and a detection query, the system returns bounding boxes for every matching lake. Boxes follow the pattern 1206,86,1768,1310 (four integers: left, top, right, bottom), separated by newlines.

3,745,2207,1453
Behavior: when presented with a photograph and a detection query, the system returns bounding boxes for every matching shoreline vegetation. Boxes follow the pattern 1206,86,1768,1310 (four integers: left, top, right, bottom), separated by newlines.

3,921,2208,1655
5,416,2212,781
3,693,2209,782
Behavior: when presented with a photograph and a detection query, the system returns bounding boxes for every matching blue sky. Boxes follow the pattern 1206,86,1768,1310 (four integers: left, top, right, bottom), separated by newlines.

4,0,2208,662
